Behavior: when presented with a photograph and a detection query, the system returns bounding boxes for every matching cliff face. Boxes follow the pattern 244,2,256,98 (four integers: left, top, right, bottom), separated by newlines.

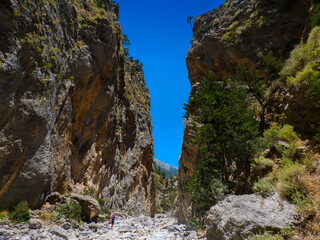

0,0,154,216
178,0,311,224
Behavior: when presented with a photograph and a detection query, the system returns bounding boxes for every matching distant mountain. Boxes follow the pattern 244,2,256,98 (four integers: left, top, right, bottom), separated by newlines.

154,159,178,178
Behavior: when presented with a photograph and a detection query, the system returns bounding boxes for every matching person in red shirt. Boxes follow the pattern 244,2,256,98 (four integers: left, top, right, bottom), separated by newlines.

109,213,115,229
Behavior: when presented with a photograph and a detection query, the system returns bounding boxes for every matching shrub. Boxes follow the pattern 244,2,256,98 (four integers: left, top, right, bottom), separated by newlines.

253,177,276,197
248,232,284,240
0,211,8,220
38,211,53,222
281,27,320,78
252,156,274,170
9,201,30,223
194,24,213,40
292,191,316,218
83,186,95,197
263,124,299,151
278,125,299,143
249,226,293,240
278,163,306,200
188,217,206,230
57,199,82,222
97,198,110,215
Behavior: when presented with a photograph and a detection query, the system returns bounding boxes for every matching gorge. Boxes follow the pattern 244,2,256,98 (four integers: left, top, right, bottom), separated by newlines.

1,0,320,239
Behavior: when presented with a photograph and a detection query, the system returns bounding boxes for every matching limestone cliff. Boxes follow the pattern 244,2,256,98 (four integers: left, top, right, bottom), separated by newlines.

178,0,311,224
0,0,154,216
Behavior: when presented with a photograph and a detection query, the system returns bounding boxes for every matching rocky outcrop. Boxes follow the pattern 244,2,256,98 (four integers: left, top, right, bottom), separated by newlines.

70,193,100,221
0,0,154,216
178,0,311,224
206,194,301,240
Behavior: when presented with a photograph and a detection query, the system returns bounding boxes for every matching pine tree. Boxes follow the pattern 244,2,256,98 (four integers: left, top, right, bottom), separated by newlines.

184,71,260,215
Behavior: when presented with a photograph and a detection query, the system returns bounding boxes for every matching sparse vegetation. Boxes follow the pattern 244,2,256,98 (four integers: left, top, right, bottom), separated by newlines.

57,199,82,222
9,201,30,223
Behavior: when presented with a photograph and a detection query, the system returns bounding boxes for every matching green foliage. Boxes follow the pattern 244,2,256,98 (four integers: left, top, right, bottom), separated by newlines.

96,198,110,215
83,186,96,197
252,156,274,170
122,33,131,46
248,232,284,240
57,199,82,222
253,177,276,197
278,163,306,200
0,211,8,220
97,198,105,207
184,71,260,215
194,24,213,40
188,218,206,230
281,26,320,79
263,124,298,147
292,191,316,218
248,226,293,240
311,2,320,27
237,64,265,105
9,201,31,223
258,51,283,79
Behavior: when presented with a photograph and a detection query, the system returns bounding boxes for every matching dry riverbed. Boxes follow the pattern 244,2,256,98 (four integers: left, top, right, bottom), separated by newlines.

0,214,205,240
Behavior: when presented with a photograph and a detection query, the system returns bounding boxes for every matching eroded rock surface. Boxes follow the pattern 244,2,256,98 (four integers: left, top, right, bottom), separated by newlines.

0,0,154,216
206,194,301,240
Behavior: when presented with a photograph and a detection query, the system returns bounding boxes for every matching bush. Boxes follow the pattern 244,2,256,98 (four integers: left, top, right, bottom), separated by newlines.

9,201,30,223
0,211,8,220
83,186,96,197
57,199,82,222
252,156,274,170
278,125,299,143
278,163,306,200
248,232,284,240
188,217,206,230
253,177,276,197
281,27,320,79
96,198,110,215
292,191,316,218
263,124,299,163
194,24,213,40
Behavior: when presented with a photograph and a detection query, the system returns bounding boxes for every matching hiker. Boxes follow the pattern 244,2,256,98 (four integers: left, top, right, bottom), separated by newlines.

109,213,115,229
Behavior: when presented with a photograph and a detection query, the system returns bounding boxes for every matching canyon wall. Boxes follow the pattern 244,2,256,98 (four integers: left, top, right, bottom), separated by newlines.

178,0,311,224
0,0,154,216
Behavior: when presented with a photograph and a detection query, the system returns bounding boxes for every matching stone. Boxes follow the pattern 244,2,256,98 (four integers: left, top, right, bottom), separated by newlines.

60,221,72,230
46,192,68,205
28,219,42,229
70,193,101,221
186,231,197,240
206,194,302,240
50,226,69,240
88,223,100,230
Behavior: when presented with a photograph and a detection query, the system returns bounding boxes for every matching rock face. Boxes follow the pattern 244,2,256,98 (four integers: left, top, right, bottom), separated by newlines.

0,0,154,216
177,0,311,224
206,194,301,240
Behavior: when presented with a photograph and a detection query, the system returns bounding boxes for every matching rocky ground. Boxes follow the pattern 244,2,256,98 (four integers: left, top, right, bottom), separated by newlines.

0,214,204,240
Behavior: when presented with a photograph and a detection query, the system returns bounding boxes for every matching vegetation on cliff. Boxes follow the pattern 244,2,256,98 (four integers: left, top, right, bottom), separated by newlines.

182,1,320,237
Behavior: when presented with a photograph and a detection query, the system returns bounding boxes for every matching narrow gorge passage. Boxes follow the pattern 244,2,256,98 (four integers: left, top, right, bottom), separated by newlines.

1,0,320,240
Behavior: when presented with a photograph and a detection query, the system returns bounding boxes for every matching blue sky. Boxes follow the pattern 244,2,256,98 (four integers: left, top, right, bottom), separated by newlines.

116,0,224,167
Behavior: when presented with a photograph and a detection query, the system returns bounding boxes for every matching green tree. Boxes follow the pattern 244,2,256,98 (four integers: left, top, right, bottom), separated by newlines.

184,71,260,215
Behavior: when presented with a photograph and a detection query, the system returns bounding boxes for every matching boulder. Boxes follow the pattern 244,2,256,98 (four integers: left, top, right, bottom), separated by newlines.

28,218,42,229
206,193,301,240
46,192,68,205
50,226,69,240
70,193,100,221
